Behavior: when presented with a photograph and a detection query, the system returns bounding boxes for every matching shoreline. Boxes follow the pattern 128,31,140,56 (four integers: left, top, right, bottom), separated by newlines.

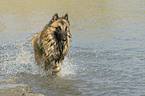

0,75,44,96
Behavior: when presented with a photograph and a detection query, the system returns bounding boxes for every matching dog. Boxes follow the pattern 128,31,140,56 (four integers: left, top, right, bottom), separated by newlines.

31,13,71,73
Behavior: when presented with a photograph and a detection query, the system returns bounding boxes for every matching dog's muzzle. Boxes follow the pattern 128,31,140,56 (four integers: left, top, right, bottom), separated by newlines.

61,34,67,44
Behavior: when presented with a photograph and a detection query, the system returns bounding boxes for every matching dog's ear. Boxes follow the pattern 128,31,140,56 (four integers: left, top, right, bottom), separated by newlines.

48,13,59,25
63,13,69,21
63,13,70,25
52,13,59,21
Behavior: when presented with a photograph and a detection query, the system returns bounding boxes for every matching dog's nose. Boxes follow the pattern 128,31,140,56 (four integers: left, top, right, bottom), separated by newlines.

62,33,67,41
62,36,67,41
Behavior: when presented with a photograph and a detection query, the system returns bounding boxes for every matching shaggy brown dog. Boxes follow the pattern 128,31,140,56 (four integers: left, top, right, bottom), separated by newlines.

31,13,71,73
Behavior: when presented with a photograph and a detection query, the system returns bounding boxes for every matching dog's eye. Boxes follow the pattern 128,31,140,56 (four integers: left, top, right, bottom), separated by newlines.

56,26,61,31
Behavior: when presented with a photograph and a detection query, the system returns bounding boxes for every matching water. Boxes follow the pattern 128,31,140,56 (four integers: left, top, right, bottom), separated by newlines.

0,0,145,95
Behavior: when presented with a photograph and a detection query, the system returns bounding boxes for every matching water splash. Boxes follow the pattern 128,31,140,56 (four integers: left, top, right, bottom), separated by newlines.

0,41,77,78
0,41,45,75
57,57,77,78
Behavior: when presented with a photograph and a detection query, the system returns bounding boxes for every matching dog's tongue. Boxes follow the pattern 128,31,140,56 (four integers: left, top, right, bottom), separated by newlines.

61,40,65,44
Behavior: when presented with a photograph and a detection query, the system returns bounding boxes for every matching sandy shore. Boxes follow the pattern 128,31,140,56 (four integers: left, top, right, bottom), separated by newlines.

0,75,44,96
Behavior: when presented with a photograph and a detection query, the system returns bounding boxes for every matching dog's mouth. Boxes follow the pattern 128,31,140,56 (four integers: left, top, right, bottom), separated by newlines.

61,40,66,44
61,36,67,44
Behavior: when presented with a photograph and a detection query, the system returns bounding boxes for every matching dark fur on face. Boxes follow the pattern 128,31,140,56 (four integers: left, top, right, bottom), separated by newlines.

31,13,71,73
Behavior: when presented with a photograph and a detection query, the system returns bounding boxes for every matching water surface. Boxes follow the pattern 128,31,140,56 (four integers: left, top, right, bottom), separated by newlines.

0,0,145,96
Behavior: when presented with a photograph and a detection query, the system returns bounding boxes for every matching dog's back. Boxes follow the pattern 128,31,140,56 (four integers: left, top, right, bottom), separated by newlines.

31,32,42,65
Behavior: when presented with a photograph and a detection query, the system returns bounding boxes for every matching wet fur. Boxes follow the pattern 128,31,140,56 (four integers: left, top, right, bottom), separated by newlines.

31,13,71,72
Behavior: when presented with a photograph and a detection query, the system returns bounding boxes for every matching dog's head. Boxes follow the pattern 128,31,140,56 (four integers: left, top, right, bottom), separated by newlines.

49,13,70,43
